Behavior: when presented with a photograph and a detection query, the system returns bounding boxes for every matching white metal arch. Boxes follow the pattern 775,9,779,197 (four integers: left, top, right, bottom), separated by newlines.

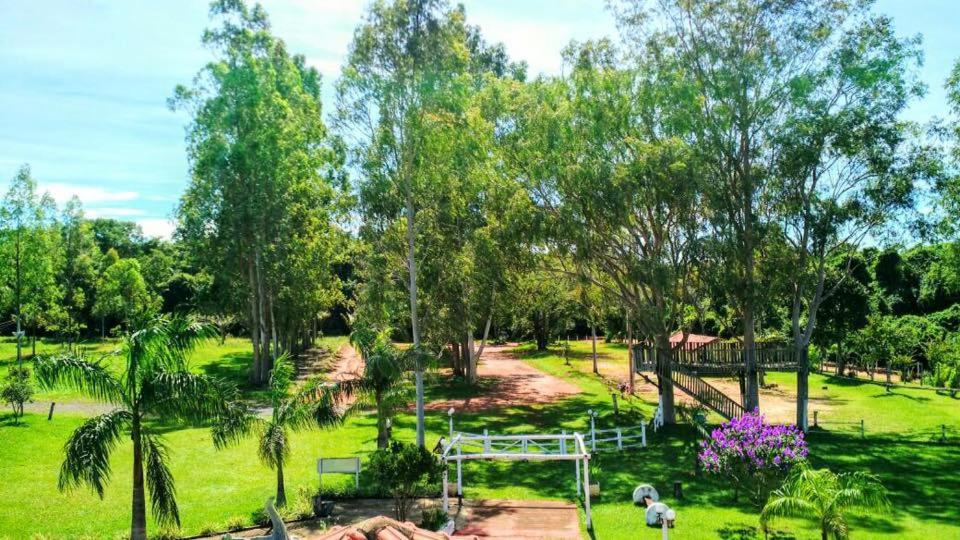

439,431,594,530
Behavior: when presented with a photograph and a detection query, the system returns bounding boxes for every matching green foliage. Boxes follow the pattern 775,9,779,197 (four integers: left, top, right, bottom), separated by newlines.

761,464,891,540
368,441,442,522
34,316,239,540
926,336,960,392
1,365,33,422
93,258,160,330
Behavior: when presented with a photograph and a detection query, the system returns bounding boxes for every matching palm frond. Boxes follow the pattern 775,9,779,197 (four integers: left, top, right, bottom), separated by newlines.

760,494,818,526
141,433,181,527
269,354,297,402
297,379,354,429
129,315,213,374
211,401,261,449
35,354,126,405
141,371,237,423
58,409,131,497
258,421,288,469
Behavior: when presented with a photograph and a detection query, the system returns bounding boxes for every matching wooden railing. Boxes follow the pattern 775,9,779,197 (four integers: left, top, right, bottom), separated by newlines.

633,343,798,374
670,364,745,420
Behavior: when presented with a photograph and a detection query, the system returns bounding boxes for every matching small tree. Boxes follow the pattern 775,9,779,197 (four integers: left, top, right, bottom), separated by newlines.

699,410,808,504
212,354,352,507
368,441,443,522
761,465,890,540
1,366,33,423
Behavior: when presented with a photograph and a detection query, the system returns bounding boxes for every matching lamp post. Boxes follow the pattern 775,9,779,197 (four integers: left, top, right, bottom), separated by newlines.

447,407,455,439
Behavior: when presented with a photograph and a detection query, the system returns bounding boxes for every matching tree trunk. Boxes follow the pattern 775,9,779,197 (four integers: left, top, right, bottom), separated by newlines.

131,417,147,540
276,461,286,508
451,342,462,377
591,326,598,375
743,304,760,411
405,192,425,448
248,257,263,385
376,389,389,449
656,335,676,424
796,341,810,431
627,314,635,394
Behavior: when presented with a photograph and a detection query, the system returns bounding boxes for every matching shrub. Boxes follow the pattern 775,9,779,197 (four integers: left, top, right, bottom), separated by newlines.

420,506,449,531
368,441,443,521
699,409,808,504
1,366,34,423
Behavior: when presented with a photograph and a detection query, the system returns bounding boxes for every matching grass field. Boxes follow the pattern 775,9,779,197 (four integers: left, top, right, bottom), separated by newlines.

0,337,958,539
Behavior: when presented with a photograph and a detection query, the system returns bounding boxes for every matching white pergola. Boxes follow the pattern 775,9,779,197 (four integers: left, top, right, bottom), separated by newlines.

439,431,594,529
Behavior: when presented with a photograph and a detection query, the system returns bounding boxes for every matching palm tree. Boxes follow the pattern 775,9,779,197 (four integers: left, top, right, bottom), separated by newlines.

212,354,352,507
760,465,891,540
35,316,237,540
361,342,411,449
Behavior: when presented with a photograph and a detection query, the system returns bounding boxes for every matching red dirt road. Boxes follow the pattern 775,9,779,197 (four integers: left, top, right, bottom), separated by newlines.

425,344,579,412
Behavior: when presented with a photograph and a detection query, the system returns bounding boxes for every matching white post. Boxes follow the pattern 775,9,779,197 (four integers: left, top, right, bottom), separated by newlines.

583,457,592,530
483,429,491,452
442,462,449,513
589,411,596,452
661,515,669,540
617,428,623,451
522,437,528,453
355,457,360,489
560,429,566,455
575,454,581,494
448,408,455,440
642,424,647,447
456,445,462,497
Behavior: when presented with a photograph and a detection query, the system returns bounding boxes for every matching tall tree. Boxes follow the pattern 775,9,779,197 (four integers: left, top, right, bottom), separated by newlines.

0,165,62,365
337,0,512,444
613,0,890,411
58,196,99,347
173,0,345,384
769,12,928,429
36,317,239,540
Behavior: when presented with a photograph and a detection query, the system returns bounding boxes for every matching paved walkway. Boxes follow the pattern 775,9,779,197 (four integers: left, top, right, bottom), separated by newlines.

453,499,580,539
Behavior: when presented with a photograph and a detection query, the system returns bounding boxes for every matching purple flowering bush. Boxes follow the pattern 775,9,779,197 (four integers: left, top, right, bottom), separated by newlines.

698,409,808,504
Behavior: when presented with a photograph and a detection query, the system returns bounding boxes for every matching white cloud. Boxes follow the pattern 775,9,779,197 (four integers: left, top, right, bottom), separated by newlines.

85,207,146,218
137,218,176,240
39,182,139,206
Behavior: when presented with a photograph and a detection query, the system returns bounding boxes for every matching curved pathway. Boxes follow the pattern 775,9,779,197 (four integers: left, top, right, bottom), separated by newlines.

426,344,579,412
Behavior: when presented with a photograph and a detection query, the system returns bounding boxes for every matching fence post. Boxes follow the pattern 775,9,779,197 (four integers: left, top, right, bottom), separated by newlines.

813,410,818,428
522,437,528,453
860,419,865,439
448,407,455,440
483,429,490,452
47,402,56,421
617,428,623,451
589,410,597,452
456,444,462,498
612,393,619,415
561,429,567,455
642,424,647,447
942,424,947,444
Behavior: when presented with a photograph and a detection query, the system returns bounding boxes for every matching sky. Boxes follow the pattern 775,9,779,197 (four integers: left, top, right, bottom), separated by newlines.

0,0,957,239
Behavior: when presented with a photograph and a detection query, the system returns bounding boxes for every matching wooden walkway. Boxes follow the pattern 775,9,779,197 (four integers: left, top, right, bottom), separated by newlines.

453,499,581,539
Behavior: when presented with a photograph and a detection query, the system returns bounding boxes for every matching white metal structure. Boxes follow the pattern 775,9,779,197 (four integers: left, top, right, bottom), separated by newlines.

439,431,595,529
317,457,360,490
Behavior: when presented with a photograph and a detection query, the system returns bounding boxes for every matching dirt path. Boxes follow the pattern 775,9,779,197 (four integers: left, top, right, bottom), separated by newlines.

328,343,364,383
425,344,579,412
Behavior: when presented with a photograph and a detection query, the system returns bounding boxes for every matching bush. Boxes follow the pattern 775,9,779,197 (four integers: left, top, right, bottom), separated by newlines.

699,409,808,505
368,441,443,522
420,506,448,531
927,337,960,394
1,366,33,423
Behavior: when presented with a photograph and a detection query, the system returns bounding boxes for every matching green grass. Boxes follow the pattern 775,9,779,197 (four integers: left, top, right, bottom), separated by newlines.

0,335,349,405
0,337,957,539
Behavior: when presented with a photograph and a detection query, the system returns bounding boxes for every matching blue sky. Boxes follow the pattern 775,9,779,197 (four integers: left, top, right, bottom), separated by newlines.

1,0,956,238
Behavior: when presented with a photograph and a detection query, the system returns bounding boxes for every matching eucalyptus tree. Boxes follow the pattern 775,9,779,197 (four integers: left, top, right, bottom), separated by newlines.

337,0,522,442
58,196,99,347
613,0,895,411
498,41,706,422
212,354,352,507
173,0,345,384
35,317,238,540
0,165,62,365
768,14,931,430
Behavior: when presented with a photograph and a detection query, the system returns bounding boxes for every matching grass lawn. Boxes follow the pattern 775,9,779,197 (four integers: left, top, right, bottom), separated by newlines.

0,337,957,539
0,335,349,406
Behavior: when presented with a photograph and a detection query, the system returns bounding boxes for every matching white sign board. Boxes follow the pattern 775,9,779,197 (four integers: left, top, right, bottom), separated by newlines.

318,457,360,489
318,457,359,474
